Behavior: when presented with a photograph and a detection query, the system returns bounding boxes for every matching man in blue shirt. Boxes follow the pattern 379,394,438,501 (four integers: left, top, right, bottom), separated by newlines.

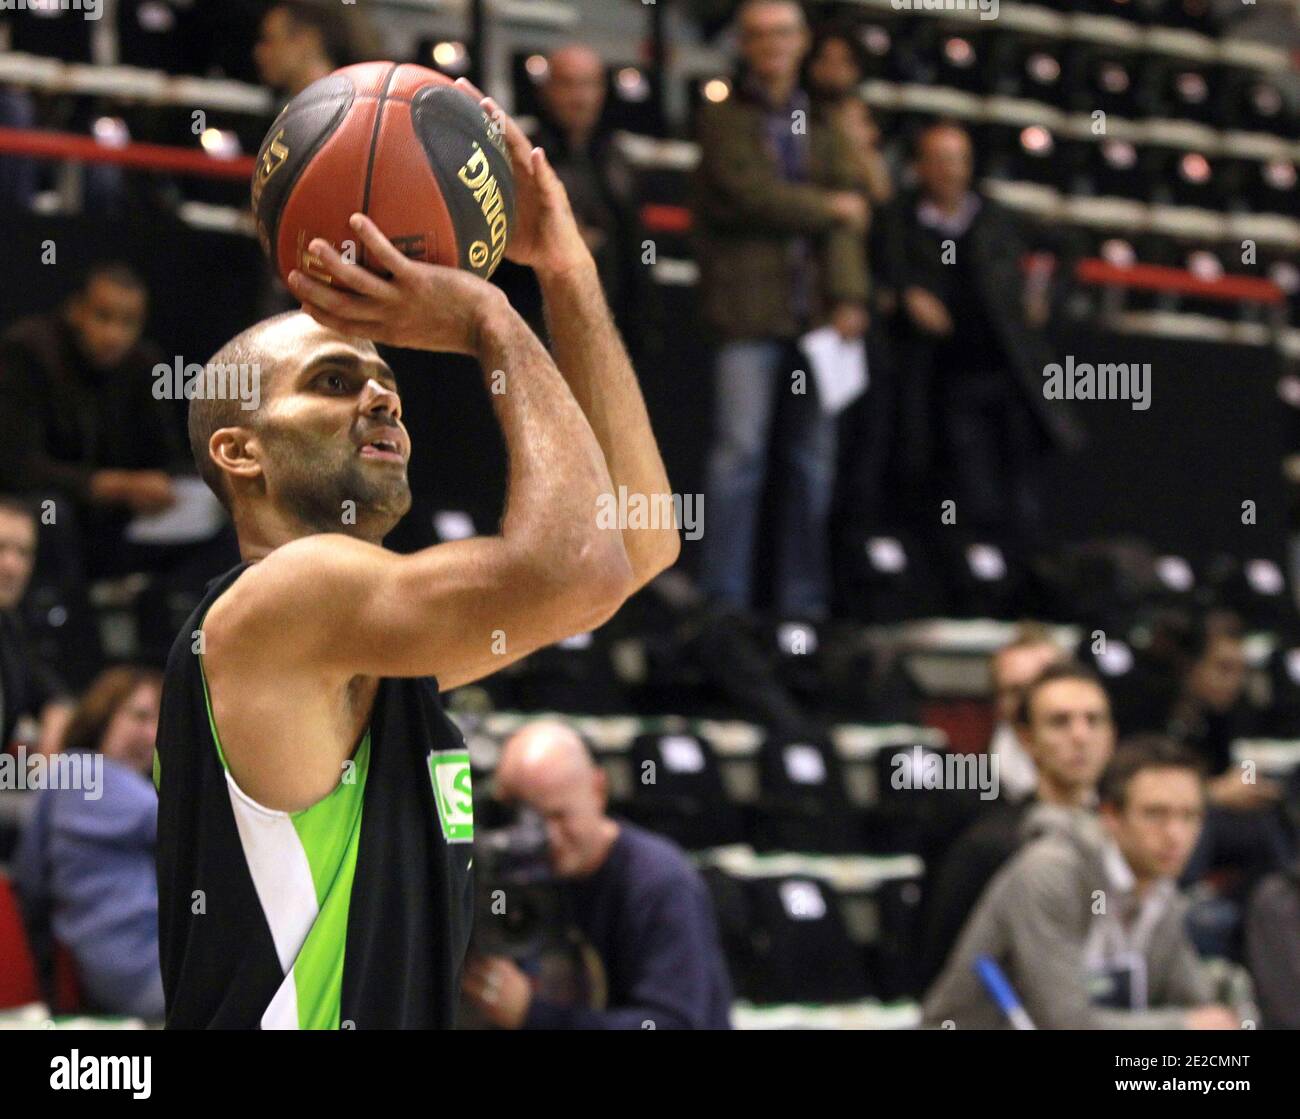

464,721,733,1029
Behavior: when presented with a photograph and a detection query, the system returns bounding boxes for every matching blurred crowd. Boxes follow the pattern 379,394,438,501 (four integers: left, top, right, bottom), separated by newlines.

1,0,1299,1030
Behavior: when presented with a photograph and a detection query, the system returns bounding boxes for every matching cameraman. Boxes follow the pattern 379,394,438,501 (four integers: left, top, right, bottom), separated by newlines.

463,722,734,1029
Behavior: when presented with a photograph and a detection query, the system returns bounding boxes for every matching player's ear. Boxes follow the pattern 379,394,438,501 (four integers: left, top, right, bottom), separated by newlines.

210,427,263,484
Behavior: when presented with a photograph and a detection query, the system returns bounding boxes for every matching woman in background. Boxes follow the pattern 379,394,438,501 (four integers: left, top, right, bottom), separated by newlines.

14,666,164,1020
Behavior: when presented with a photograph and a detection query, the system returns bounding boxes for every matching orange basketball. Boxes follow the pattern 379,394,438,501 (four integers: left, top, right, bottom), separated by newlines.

251,62,515,287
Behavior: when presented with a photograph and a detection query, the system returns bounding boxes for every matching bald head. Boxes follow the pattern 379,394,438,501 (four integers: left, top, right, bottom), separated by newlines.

190,310,407,544
543,43,606,142
496,721,615,878
496,721,595,800
188,311,296,510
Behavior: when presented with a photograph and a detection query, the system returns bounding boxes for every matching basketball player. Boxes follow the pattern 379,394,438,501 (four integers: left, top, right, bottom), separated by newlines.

154,81,680,1029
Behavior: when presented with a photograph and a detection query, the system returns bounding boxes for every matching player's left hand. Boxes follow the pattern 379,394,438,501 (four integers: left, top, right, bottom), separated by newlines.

453,78,592,280
462,954,532,1029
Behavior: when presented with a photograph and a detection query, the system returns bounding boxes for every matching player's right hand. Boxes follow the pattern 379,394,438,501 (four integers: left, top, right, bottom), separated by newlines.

288,212,508,356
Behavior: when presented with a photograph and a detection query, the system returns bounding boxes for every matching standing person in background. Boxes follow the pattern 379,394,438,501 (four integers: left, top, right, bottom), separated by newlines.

531,45,638,331
14,667,166,1021
805,24,892,210
694,0,869,622
875,121,1082,562
254,0,358,100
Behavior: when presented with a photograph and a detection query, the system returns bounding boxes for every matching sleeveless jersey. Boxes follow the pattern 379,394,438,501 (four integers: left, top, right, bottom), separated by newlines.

154,562,474,1028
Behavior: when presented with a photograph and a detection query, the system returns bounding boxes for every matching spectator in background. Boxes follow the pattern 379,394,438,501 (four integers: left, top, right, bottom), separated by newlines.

0,263,188,583
1150,609,1290,891
919,662,1116,990
1244,771,1300,1029
0,86,38,211
0,496,72,757
986,626,1066,803
531,45,638,329
694,0,869,620
463,722,733,1029
14,666,165,1021
254,0,354,100
876,121,1082,559
924,737,1237,1030
805,24,892,210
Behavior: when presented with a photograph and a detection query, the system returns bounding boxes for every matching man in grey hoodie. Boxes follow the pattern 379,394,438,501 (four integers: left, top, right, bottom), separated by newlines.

923,736,1240,1029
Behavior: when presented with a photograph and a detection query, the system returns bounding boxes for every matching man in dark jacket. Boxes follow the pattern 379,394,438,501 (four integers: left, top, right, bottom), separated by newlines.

694,0,869,620
0,263,189,582
531,45,638,329
877,121,1083,554
463,722,734,1029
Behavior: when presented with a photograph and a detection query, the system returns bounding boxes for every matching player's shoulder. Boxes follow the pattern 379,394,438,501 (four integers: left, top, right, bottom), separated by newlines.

203,533,384,648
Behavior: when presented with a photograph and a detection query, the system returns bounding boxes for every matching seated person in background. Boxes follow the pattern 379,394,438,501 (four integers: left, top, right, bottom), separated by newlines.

463,721,734,1029
918,661,1115,990
0,263,187,581
1243,774,1300,1029
13,667,165,1020
0,495,73,756
1155,610,1290,888
985,625,1065,803
923,736,1238,1030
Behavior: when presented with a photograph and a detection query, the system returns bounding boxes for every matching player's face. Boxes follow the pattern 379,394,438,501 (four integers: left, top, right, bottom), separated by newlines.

254,316,412,540
1104,769,1204,882
0,509,36,610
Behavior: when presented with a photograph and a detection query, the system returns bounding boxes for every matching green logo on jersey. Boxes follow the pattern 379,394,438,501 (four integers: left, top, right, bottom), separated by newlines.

428,750,474,843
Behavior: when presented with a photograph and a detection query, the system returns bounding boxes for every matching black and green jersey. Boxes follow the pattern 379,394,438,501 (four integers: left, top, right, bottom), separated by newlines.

155,563,474,1029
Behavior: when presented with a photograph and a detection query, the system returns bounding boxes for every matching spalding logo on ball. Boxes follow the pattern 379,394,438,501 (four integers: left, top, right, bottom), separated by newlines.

252,62,515,286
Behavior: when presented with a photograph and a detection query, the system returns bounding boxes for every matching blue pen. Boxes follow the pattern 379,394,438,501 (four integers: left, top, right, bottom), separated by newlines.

973,955,1037,1030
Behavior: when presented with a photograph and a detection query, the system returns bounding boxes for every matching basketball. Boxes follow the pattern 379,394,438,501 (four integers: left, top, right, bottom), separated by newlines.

251,61,515,287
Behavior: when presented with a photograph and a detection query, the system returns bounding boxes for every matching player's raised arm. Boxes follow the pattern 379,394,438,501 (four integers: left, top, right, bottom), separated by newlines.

455,80,681,591
206,214,634,691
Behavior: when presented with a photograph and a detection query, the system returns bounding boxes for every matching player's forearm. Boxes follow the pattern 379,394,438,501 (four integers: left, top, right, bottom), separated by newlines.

538,255,681,587
475,301,632,596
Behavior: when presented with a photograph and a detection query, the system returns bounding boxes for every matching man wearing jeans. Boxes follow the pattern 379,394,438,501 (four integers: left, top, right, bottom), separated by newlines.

694,0,868,619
